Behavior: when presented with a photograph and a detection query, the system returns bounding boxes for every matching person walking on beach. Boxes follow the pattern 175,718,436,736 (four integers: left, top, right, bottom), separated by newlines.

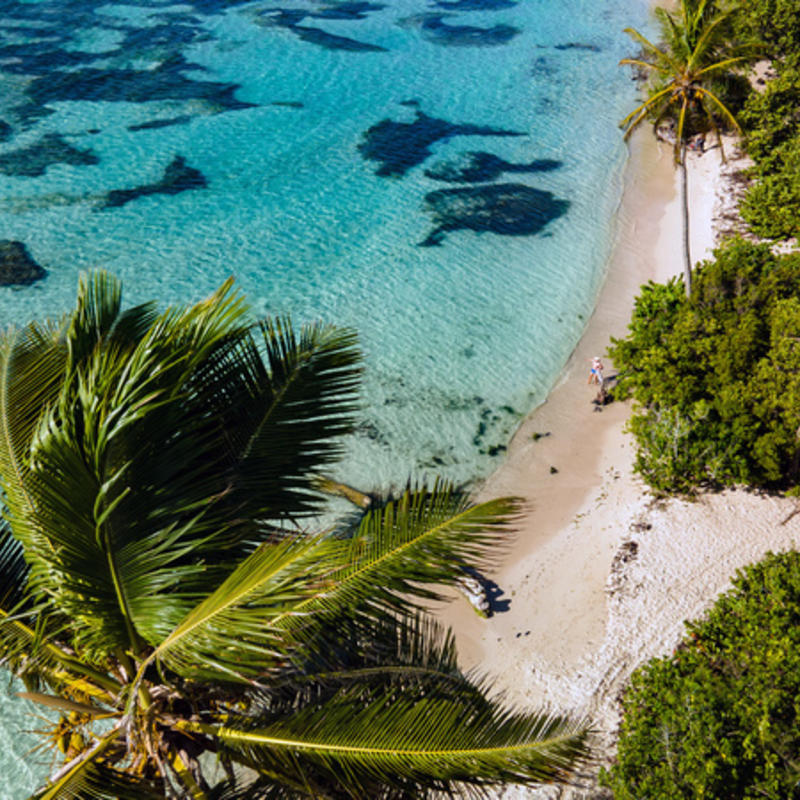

588,356,604,386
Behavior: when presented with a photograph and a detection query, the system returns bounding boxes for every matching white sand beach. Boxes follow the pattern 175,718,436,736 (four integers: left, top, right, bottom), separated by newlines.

439,130,800,796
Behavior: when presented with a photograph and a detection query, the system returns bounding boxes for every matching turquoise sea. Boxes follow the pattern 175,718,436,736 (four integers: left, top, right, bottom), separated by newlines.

0,0,650,793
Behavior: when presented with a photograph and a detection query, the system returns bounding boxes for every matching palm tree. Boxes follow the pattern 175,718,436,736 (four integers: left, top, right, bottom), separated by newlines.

0,272,588,799
619,0,752,296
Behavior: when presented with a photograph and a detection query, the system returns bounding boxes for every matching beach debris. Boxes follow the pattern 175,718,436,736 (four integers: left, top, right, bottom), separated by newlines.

550,465,558,474
457,572,491,617
606,539,639,595
531,431,551,441
0,240,46,286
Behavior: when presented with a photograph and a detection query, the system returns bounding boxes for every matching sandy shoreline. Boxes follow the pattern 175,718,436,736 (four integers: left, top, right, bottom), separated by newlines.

440,130,800,795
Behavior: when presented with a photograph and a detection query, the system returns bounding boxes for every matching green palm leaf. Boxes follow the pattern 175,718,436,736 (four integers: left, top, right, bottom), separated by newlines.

150,533,340,682
273,484,520,631
0,320,67,549
185,689,588,795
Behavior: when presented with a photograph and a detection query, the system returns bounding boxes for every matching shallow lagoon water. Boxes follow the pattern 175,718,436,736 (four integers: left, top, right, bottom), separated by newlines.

0,0,650,792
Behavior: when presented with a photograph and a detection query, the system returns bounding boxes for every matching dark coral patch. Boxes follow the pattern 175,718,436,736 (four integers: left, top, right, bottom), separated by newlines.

0,240,46,286
128,115,193,132
100,156,207,210
402,14,519,47
554,41,601,52
424,151,562,183
25,54,253,112
0,133,98,177
255,5,386,51
419,182,569,246
291,25,387,51
433,0,517,8
359,111,524,177
0,121,12,142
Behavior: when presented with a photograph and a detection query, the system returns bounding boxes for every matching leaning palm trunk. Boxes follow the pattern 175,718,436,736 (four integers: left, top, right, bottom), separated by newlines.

618,1,755,299
680,143,692,297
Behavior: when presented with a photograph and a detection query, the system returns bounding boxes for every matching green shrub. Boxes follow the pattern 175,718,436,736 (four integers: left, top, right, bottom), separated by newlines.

608,239,800,493
602,550,800,799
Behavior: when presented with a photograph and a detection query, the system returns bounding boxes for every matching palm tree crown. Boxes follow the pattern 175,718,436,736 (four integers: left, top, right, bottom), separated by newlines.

0,272,588,799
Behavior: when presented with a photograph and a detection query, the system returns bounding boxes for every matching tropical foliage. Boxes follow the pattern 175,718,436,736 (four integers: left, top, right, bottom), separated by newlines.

608,238,800,494
619,0,754,295
0,272,588,799
739,58,800,240
602,550,800,799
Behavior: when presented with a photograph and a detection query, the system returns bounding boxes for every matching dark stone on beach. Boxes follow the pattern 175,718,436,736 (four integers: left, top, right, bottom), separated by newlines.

0,133,98,177
0,241,46,286
425,151,562,183
0,121,12,142
359,111,524,177
420,182,569,246
404,14,519,47
101,155,207,210
435,0,517,7
128,116,193,132
554,41,601,52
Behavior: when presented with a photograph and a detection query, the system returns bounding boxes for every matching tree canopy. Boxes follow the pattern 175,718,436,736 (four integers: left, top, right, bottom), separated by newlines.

602,550,800,799
608,238,800,494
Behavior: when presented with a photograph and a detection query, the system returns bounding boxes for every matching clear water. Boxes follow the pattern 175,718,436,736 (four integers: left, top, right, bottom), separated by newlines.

0,0,650,794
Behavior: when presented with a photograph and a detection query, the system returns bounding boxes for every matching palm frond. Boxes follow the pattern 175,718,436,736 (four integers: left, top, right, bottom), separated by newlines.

150,533,339,682
622,27,679,72
185,689,589,796
0,320,67,540
272,484,521,633
227,319,362,520
0,519,29,611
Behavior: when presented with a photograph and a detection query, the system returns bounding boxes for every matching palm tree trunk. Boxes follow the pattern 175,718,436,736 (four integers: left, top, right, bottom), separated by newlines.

680,143,692,298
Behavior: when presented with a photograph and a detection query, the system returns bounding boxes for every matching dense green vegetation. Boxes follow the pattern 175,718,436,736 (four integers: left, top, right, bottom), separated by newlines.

609,239,800,493
734,0,800,239
602,550,800,799
0,273,587,799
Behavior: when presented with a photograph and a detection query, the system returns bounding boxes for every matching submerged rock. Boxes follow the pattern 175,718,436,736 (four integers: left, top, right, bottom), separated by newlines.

420,182,569,246
0,133,98,177
359,111,524,177
0,241,46,286
425,151,562,183
101,155,207,210
401,13,520,47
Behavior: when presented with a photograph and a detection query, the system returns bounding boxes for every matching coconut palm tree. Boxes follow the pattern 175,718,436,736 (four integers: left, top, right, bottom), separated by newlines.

619,0,752,296
0,272,588,800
